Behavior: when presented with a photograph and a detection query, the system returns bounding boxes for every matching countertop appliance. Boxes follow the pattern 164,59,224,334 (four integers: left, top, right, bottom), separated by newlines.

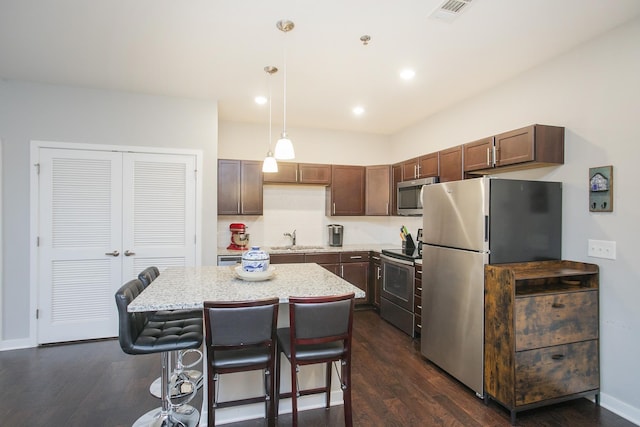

420,177,562,397
328,224,344,247
380,248,422,336
397,176,438,216
227,223,249,250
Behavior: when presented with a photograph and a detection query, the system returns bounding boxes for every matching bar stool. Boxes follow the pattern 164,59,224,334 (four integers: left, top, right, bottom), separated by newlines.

276,293,355,427
203,298,279,427
115,278,203,427
138,266,204,399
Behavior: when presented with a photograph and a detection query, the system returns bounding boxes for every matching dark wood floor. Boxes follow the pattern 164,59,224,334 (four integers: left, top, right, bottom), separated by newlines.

0,310,634,427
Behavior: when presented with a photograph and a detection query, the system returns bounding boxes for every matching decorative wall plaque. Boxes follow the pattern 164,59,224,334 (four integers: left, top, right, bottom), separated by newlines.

589,165,613,212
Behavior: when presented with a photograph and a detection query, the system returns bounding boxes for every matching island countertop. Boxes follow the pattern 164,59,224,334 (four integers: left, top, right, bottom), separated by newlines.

128,263,366,312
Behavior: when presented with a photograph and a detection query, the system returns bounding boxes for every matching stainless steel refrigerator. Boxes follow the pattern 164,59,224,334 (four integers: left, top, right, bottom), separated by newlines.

420,177,562,397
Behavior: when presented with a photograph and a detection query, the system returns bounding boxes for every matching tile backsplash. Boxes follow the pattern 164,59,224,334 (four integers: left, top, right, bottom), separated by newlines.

216,185,422,250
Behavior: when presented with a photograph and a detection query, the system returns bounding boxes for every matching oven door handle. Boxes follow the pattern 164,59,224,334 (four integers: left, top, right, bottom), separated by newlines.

381,254,415,267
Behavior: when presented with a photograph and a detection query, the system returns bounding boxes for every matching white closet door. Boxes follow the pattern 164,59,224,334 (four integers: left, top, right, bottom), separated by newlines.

38,148,123,344
121,153,197,279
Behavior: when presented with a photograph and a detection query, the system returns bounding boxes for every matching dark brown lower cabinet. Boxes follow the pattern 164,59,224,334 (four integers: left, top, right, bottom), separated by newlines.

414,262,422,336
484,260,600,424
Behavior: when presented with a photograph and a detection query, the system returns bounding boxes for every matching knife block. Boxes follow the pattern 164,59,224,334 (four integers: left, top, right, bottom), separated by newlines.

402,234,416,254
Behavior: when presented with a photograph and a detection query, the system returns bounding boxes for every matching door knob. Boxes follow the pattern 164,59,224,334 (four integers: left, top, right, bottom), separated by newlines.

105,250,120,257
124,250,136,256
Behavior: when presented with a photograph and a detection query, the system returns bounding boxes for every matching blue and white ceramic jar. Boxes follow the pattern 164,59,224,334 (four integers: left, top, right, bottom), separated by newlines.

242,246,270,272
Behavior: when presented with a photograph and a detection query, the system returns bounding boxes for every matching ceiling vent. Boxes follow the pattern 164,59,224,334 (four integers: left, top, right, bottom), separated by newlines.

430,0,474,22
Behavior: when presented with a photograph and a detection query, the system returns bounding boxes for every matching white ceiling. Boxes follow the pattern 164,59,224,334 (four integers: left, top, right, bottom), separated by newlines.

1,0,640,135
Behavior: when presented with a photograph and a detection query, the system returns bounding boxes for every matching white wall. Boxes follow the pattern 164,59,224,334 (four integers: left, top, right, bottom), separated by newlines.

392,18,640,424
0,81,218,345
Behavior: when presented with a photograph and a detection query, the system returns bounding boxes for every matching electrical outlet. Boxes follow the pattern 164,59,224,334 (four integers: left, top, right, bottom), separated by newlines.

587,239,616,260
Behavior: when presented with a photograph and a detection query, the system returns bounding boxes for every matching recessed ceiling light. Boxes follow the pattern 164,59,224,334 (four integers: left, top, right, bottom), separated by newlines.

353,106,365,116
400,69,416,80
255,96,267,105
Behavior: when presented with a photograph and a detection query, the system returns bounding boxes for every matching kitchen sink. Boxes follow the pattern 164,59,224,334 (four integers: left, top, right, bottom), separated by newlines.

268,245,325,251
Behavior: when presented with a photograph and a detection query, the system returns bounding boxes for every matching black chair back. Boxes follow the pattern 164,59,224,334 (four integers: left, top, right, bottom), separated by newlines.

138,266,160,288
114,279,148,354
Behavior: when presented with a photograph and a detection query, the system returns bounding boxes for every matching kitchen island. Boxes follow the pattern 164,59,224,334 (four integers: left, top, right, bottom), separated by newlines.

128,263,364,426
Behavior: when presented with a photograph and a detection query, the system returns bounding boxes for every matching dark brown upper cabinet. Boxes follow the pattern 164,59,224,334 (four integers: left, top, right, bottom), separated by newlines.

218,159,263,215
263,162,331,185
365,165,392,216
438,145,464,182
326,165,365,216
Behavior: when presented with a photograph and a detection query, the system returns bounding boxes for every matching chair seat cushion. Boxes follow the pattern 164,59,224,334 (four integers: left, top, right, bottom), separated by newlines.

212,347,271,370
277,328,345,361
129,317,203,354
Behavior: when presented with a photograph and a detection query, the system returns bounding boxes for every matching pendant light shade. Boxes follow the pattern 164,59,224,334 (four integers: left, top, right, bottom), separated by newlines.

275,19,295,160
262,65,279,173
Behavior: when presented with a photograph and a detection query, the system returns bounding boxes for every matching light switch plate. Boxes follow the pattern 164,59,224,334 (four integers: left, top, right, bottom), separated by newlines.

588,239,616,260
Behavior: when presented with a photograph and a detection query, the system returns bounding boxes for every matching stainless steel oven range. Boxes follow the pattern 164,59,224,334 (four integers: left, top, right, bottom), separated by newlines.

380,249,420,336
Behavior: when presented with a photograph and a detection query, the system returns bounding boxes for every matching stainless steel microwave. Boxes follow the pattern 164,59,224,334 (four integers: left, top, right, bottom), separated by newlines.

397,177,438,216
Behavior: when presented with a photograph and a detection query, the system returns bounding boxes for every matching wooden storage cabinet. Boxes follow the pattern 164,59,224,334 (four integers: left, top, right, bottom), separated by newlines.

370,252,382,309
326,165,365,216
438,145,463,182
305,252,340,275
413,262,422,336
464,136,495,172
391,164,402,216
263,162,331,185
269,253,305,264
218,159,263,215
399,152,439,181
484,260,599,424
340,251,370,304
365,165,392,216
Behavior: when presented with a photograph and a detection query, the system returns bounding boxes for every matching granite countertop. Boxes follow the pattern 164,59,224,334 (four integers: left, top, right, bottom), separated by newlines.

218,244,395,256
128,263,366,312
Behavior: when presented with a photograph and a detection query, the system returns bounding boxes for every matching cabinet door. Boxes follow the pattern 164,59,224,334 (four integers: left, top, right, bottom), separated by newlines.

495,126,535,167
341,262,369,301
391,164,402,216
418,152,439,177
218,159,241,215
370,253,382,308
299,163,331,185
464,137,494,172
263,161,298,183
328,165,365,215
402,158,419,180
270,253,305,264
240,160,263,215
365,165,391,216
438,145,463,182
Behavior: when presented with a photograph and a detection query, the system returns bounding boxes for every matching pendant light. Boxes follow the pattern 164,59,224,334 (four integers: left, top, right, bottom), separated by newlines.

274,19,295,160
262,66,279,173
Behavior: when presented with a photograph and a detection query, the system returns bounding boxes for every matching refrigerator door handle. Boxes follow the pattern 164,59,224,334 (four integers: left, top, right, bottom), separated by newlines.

484,215,489,242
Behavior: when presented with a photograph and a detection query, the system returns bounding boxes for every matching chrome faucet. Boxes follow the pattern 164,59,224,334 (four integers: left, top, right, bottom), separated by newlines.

284,229,296,247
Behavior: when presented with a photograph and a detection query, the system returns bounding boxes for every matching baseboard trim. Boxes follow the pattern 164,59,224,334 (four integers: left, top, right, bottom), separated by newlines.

600,392,640,426
0,337,36,351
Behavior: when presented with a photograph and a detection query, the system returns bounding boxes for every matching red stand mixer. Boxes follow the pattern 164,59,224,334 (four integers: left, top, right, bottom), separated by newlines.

227,223,250,250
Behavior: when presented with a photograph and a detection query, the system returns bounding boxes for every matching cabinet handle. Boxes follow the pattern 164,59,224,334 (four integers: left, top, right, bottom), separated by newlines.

416,270,422,276
371,256,380,261
386,202,389,215
417,164,421,178
333,203,336,215
416,324,422,329
413,165,417,178
350,256,362,260
417,287,422,291
341,265,344,277
551,354,565,361
551,302,565,308
417,305,422,310
377,266,381,280
486,147,491,166
492,146,497,165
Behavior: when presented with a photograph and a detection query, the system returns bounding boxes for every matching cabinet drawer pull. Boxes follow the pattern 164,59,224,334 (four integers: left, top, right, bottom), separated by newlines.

371,256,380,261
416,324,422,329
415,270,422,276
416,305,422,310
350,256,362,260
551,354,565,361
551,302,565,308
417,287,422,291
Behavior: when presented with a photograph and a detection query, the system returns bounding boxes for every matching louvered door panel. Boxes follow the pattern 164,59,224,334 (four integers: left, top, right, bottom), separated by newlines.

121,153,197,281
38,148,123,344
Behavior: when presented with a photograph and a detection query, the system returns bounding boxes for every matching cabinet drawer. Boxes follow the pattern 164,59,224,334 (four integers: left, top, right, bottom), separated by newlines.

270,253,305,264
413,297,422,316
341,251,369,263
305,253,340,264
515,340,599,406
515,291,598,350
